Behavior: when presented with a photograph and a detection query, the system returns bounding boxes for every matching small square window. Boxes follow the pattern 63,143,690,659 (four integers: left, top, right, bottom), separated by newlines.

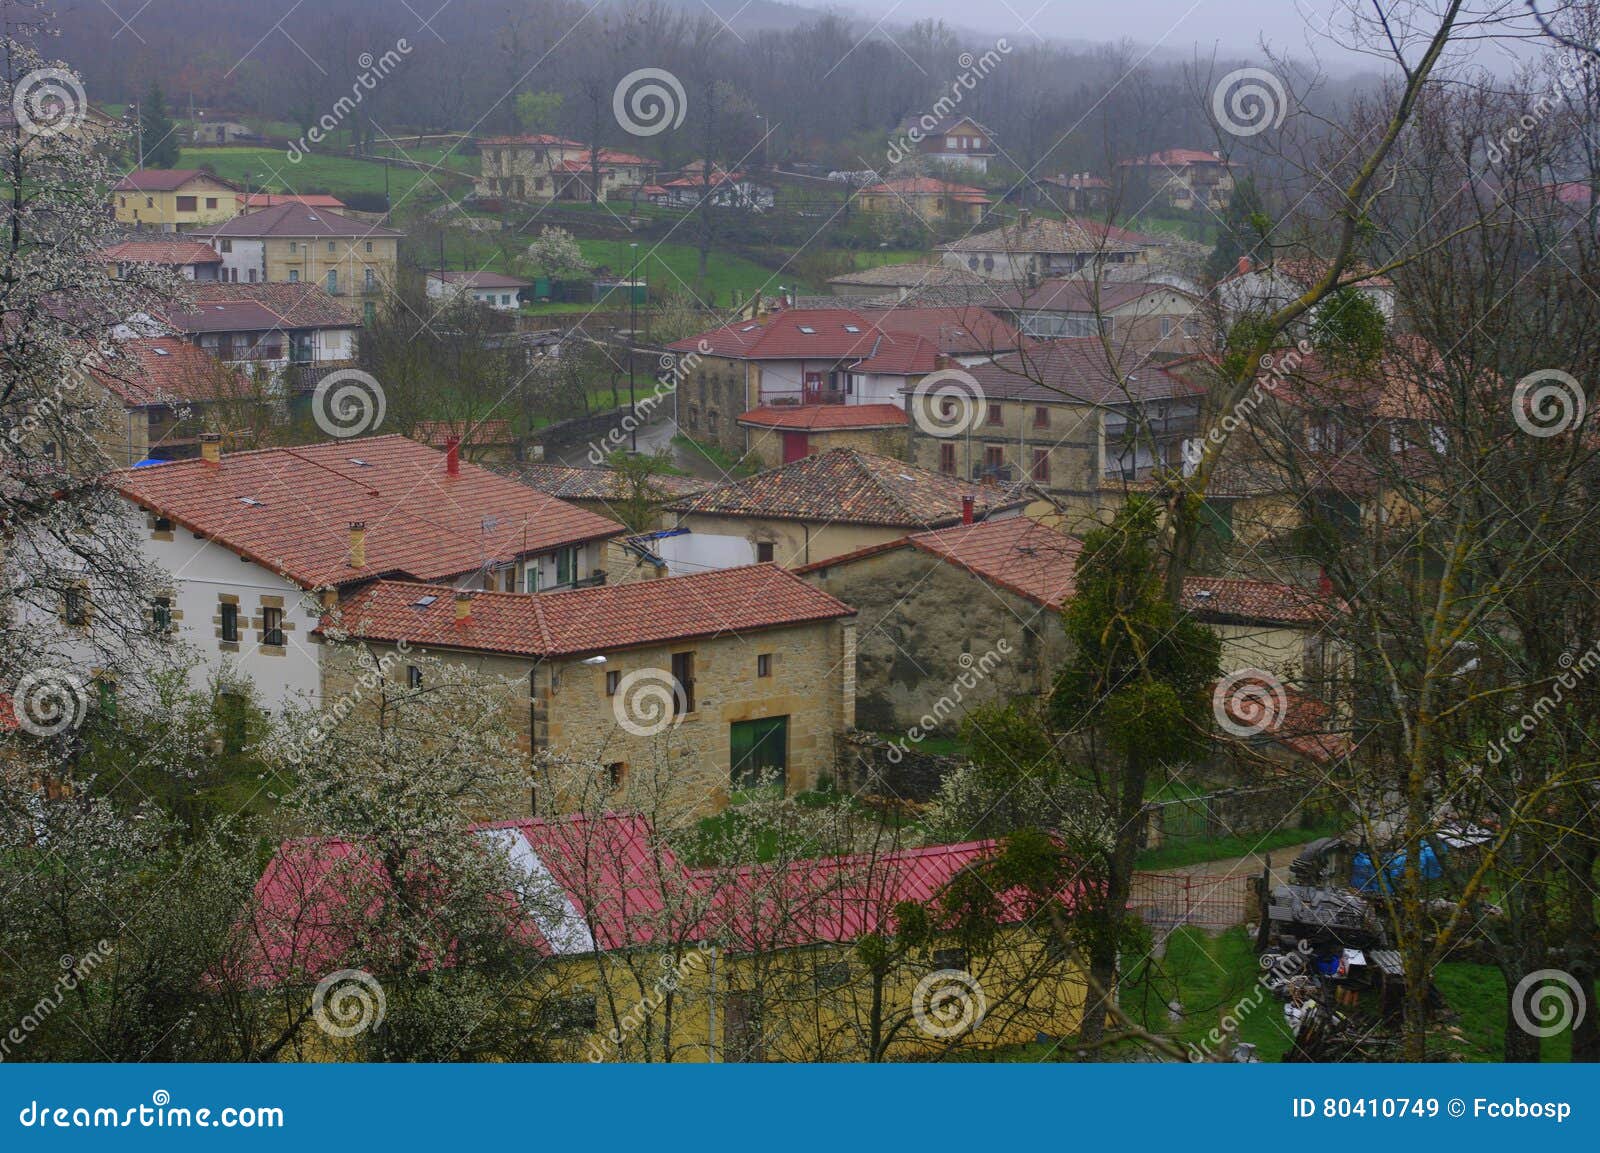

327,241,336,253
152,596,172,633
154,516,174,533
1032,406,1050,429
756,542,775,564
757,653,772,678
933,947,969,971
986,403,1003,426
605,670,621,696
365,240,374,253
407,665,422,689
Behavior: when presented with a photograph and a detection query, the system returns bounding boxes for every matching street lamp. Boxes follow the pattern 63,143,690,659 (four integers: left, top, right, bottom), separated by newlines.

629,242,639,453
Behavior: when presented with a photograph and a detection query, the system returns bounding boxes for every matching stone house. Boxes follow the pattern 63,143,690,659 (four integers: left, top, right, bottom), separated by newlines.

992,279,1204,356
329,564,857,814
163,282,361,391
1117,149,1238,211
82,336,262,467
475,136,654,202
800,513,1342,737
662,447,1027,574
197,203,401,302
856,177,991,225
937,213,1147,283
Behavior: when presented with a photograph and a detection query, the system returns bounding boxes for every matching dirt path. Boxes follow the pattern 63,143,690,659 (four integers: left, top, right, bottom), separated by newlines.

1165,840,1323,885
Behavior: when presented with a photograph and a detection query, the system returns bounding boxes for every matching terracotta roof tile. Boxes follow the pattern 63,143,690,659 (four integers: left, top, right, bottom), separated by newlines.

99,239,222,267
114,169,236,192
507,462,710,501
333,564,854,657
737,403,909,431
89,337,253,407
200,202,401,239
669,448,1025,527
938,217,1140,256
167,283,359,333
963,340,1200,404
115,435,623,589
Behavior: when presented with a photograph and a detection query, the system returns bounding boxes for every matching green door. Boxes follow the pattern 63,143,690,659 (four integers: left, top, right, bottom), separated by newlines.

730,716,788,793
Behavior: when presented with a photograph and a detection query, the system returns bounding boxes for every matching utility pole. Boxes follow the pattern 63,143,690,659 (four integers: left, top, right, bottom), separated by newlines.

629,241,638,453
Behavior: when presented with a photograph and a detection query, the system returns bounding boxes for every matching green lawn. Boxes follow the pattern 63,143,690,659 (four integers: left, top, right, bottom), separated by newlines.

176,147,468,204
1134,816,1343,871
580,238,811,305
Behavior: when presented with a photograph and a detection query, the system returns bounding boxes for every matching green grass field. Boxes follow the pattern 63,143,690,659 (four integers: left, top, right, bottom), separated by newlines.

176,147,469,205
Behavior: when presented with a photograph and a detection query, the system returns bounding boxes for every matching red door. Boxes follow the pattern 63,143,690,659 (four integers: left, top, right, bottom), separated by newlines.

782,432,809,463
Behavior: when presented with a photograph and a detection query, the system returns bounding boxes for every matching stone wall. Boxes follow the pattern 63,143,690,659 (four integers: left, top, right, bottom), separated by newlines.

676,355,752,457
834,730,964,803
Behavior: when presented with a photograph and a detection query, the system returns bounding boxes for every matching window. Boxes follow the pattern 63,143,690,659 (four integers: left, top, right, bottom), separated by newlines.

757,653,772,678
220,602,239,643
983,444,1005,471
288,269,299,283
1031,449,1051,483
756,542,775,563
1160,316,1174,338
328,241,336,253
555,546,577,586
176,195,197,212
407,665,422,689
946,135,958,149
500,294,510,306
151,596,172,633
1032,406,1050,428
219,239,232,253
932,947,969,971
326,270,338,294
365,240,374,253
605,670,621,696
707,411,719,434
670,651,695,715
939,443,956,475
366,268,376,291
145,197,154,208
986,402,1003,426
289,241,298,253
205,197,218,210
63,585,88,627
605,762,626,791
262,606,285,647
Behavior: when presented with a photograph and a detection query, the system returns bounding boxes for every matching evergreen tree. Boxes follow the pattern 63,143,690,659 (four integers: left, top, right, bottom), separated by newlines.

1204,173,1269,284
138,81,179,168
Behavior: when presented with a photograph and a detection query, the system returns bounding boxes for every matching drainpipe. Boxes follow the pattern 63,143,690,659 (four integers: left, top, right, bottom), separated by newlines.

707,945,718,1062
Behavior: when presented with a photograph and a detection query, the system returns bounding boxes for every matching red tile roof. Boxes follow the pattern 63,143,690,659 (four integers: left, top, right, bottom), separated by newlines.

847,335,939,375
861,177,991,200
114,169,237,192
238,193,346,210
508,462,709,502
477,134,585,148
963,340,1201,404
669,448,1025,527
115,435,623,589
856,306,1021,357
167,283,358,333
737,403,909,431
411,419,516,448
201,202,402,239
428,270,530,289
89,337,253,407
1182,577,1339,626
333,564,854,658
669,305,1019,362
99,239,222,267
1120,148,1234,168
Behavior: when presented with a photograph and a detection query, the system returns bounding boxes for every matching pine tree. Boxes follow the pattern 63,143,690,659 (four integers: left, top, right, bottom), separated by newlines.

138,81,178,168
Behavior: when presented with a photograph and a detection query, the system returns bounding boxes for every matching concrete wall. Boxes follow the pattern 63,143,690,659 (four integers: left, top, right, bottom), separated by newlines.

670,512,908,571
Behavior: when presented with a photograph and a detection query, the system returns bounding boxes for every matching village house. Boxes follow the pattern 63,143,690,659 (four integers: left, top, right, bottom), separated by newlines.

906,340,1202,525
937,213,1147,282
113,169,240,231
661,447,1026,574
667,304,1021,465
891,114,996,173
992,279,1205,353
81,336,262,467
107,435,625,710
425,269,531,311
99,238,224,281
247,811,1083,1061
475,136,655,202
329,564,856,812
163,282,361,392
856,177,992,225
1216,256,1397,328
189,120,256,145
197,203,401,307
236,192,348,213
651,166,776,212
1039,172,1111,213
551,149,656,201
799,513,1340,737
825,262,993,299
1117,148,1238,211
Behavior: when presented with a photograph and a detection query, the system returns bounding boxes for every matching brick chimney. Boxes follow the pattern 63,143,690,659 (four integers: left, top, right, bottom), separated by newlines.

199,432,221,466
1318,567,1334,597
934,353,953,371
962,494,975,525
445,435,461,477
453,590,473,625
347,522,367,569
1236,255,1252,277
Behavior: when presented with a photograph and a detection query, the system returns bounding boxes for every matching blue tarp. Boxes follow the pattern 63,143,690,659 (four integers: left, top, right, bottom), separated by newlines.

1351,841,1443,893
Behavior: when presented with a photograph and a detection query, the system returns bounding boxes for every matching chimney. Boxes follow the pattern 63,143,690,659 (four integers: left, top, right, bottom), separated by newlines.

962,495,975,525
348,521,367,569
453,590,473,625
199,432,221,466
1017,208,1032,230
1236,255,1251,277
1317,567,1334,597
445,435,461,477
934,353,953,371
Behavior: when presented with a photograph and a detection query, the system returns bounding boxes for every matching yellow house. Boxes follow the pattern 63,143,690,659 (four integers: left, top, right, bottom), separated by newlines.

112,169,240,230
198,202,401,299
858,177,992,225
246,811,1085,1061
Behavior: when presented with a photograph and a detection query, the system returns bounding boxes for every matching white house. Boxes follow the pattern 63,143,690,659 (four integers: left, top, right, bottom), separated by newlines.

426,270,530,311
108,435,625,710
1216,257,1397,327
